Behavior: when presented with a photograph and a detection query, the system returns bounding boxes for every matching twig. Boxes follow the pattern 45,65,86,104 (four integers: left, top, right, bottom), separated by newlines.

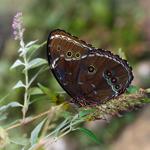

5,109,51,131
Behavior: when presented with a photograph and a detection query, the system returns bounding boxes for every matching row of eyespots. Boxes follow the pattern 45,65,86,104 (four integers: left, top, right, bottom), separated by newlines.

104,70,120,91
57,45,81,59
66,51,81,59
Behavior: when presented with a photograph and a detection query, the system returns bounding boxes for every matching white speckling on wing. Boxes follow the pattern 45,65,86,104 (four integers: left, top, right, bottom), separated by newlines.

91,84,96,88
60,54,64,57
51,57,59,68
48,44,51,48
95,53,120,64
78,81,83,85
50,34,92,50
65,58,72,61
94,90,97,95
67,72,72,75
88,54,95,57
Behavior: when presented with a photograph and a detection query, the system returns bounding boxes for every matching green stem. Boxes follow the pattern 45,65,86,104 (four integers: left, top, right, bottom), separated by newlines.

21,39,29,119
45,117,84,141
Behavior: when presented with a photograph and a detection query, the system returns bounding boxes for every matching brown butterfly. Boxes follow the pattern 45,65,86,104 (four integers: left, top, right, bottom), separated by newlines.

47,29,133,106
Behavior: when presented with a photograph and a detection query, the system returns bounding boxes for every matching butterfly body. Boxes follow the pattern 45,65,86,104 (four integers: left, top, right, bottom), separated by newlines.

47,29,133,106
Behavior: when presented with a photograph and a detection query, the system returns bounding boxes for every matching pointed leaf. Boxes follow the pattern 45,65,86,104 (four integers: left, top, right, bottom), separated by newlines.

26,41,46,57
26,40,38,47
29,87,43,95
27,58,47,70
79,109,95,118
18,48,23,52
0,94,10,104
0,102,23,112
13,80,25,89
141,98,150,104
28,66,48,86
38,83,57,103
77,127,100,144
10,59,24,69
0,114,7,121
30,119,46,145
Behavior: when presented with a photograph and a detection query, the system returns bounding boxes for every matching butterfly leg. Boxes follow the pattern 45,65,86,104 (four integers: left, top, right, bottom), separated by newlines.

70,97,90,107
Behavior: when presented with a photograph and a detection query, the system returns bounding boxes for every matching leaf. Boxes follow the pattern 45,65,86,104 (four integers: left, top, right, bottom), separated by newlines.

77,127,100,144
30,119,46,145
141,98,150,104
30,95,49,104
18,48,23,52
51,118,70,137
26,41,46,59
13,80,25,89
27,58,47,70
62,111,72,118
0,114,7,121
0,94,10,104
127,85,140,94
29,87,43,95
38,83,57,103
28,66,48,86
0,102,23,112
26,40,38,47
79,109,95,118
10,59,24,69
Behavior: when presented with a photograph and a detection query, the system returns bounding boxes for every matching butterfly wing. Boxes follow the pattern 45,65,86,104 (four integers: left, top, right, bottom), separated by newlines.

47,29,91,98
76,50,133,105
47,29,134,106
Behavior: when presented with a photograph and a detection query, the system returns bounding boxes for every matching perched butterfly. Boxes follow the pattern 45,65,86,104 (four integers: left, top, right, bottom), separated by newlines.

47,29,134,107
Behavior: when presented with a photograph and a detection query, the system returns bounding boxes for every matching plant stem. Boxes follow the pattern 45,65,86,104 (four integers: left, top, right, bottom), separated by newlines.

6,109,51,131
21,38,29,120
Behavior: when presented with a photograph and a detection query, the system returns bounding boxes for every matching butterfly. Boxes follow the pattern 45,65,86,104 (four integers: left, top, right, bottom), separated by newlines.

47,29,134,107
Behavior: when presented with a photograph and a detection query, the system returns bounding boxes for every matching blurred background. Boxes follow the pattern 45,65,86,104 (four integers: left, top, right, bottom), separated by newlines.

0,0,150,150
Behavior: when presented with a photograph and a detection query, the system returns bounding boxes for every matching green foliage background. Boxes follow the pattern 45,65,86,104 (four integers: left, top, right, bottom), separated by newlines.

0,0,150,150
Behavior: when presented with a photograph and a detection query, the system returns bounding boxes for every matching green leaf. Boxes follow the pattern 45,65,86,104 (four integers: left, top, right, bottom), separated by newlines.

26,40,38,47
26,41,46,60
27,58,47,70
13,80,25,89
77,127,100,144
10,59,24,69
18,48,23,52
0,94,10,104
0,114,7,121
38,83,57,103
127,85,140,94
141,98,150,104
0,102,23,112
26,44,41,54
79,109,95,118
30,119,46,145
29,87,43,95
62,111,72,118
30,95,49,104
28,66,48,86
55,118,70,135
